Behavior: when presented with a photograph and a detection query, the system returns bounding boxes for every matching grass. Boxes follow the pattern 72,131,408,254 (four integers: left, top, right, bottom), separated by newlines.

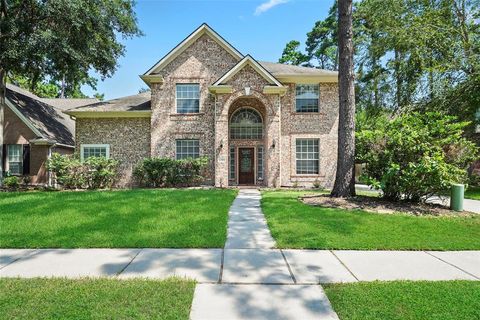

465,186,480,200
0,278,195,320
324,281,480,320
261,191,480,250
0,188,237,248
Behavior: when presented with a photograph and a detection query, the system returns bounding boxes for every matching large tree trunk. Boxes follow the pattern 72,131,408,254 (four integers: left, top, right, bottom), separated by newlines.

331,0,356,197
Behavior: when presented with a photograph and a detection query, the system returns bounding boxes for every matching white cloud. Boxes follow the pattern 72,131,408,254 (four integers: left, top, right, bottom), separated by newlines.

254,0,289,16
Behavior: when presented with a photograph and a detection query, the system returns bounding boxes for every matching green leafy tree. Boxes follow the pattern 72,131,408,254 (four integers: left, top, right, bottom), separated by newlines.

0,0,142,179
278,40,309,66
306,0,338,70
357,112,478,201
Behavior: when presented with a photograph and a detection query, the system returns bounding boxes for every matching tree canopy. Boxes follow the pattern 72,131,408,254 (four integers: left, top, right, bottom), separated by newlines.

0,0,143,97
279,0,480,136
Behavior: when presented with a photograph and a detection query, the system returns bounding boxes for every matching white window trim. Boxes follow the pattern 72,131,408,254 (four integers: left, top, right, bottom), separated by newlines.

80,144,110,161
295,139,320,175
7,144,23,176
175,83,201,114
295,84,320,113
175,139,200,160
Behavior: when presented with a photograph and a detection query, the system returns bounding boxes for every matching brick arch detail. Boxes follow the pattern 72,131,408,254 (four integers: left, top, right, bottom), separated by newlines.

221,89,276,118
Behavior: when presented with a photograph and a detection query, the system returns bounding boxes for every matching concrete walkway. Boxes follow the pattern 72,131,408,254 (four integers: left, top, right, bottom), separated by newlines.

1,189,479,319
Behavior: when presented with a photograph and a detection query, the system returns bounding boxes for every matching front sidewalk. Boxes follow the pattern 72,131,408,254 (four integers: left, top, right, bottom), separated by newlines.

1,188,479,320
1,248,479,282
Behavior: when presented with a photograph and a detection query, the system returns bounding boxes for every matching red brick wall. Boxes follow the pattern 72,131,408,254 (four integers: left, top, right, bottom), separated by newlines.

3,105,74,185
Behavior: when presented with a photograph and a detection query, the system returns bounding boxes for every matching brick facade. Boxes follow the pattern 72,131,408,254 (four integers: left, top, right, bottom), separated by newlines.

74,28,339,188
75,118,151,187
3,106,73,184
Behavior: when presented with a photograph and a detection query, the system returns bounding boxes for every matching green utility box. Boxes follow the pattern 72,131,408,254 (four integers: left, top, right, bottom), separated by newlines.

450,184,464,212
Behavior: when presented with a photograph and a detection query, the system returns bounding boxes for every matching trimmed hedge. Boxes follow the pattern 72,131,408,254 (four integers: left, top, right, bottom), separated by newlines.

133,157,209,187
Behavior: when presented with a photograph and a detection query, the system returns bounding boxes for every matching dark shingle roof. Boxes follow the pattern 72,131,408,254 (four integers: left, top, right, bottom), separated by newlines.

40,98,98,110
259,61,338,76
6,84,75,146
66,92,151,112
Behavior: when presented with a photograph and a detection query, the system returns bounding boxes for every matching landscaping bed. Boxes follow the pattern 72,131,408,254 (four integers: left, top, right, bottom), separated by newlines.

261,191,480,250
324,281,480,320
0,278,194,320
301,194,475,216
0,188,237,248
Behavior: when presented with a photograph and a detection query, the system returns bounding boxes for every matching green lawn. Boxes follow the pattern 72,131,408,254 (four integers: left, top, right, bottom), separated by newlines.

0,278,194,320
0,188,237,248
324,281,480,320
261,191,480,250
465,186,480,200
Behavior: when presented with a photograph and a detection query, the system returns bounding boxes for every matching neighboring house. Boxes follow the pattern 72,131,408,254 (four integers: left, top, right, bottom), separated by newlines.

66,24,339,188
1,84,95,185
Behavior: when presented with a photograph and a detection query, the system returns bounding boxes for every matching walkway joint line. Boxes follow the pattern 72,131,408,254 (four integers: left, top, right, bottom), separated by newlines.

280,249,297,284
218,249,225,283
424,251,480,280
0,249,38,271
116,249,142,276
330,250,359,281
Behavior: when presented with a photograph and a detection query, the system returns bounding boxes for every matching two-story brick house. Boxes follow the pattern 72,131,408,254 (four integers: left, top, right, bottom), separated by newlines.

66,24,339,188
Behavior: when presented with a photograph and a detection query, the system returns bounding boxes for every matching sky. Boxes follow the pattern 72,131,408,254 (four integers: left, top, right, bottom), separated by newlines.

84,0,335,100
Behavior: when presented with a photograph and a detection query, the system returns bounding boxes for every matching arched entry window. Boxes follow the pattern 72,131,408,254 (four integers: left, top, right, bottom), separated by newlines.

230,108,263,139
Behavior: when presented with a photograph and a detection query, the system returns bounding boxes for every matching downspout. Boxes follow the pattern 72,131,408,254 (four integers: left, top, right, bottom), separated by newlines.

213,93,217,187
278,94,282,187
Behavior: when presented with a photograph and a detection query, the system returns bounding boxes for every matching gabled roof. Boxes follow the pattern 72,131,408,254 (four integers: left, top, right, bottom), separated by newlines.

64,92,151,118
6,84,75,146
213,55,283,87
143,23,243,76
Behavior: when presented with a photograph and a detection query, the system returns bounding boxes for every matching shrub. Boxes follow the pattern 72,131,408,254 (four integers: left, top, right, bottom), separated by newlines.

84,156,119,189
47,153,118,189
134,157,209,188
356,112,478,202
3,176,19,190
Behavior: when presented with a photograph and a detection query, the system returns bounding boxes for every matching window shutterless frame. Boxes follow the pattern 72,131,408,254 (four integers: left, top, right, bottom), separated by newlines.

80,144,110,161
176,83,200,113
295,84,320,113
295,139,319,174
176,139,200,160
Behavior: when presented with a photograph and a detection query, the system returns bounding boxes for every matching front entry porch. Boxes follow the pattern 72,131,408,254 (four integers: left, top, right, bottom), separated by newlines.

214,91,280,188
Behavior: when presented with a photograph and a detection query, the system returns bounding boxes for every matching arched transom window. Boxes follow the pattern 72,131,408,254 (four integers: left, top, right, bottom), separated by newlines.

230,108,263,140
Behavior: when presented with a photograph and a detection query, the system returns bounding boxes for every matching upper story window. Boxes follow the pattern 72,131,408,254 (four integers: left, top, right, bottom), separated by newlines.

176,139,200,160
230,108,263,140
176,84,200,113
295,84,319,112
81,144,110,161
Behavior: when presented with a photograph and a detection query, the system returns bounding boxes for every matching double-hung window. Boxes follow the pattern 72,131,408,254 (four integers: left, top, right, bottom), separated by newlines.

81,144,110,161
295,84,319,112
7,144,22,175
176,139,200,160
176,84,200,113
296,139,319,174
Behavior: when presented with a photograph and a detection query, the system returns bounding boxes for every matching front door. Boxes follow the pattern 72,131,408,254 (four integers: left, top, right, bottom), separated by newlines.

238,148,255,185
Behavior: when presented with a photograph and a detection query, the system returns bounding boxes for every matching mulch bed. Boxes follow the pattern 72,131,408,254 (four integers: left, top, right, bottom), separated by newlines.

301,194,475,217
